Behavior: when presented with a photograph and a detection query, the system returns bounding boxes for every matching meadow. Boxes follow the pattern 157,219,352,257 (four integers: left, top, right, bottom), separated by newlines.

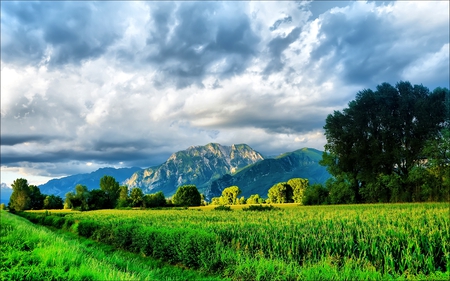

10,203,450,280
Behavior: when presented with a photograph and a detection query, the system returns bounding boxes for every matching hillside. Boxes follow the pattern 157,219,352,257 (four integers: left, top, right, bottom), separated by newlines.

38,167,142,197
205,148,330,199
125,143,264,196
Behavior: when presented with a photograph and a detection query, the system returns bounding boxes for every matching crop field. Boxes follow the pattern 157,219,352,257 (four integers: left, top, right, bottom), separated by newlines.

12,203,450,280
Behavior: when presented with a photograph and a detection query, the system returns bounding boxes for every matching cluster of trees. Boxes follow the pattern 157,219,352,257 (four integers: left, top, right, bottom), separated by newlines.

64,175,169,211
321,81,449,203
210,178,310,205
8,178,64,212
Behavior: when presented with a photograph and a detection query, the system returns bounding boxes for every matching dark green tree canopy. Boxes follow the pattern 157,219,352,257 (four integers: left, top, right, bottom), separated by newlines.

9,178,31,211
322,81,447,202
172,185,201,207
100,175,120,208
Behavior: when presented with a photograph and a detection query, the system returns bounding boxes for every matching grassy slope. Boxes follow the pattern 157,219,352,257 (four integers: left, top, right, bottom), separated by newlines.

0,211,225,281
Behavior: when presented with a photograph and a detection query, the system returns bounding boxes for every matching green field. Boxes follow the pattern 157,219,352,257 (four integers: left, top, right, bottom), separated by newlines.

6,203,450,280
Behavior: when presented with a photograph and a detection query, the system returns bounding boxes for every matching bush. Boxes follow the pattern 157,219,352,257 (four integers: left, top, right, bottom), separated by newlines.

242,205,280,212
214,205,232,211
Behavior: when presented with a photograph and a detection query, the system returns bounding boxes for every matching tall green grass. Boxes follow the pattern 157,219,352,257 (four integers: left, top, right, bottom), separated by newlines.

0,211,224,281
19,203,450,280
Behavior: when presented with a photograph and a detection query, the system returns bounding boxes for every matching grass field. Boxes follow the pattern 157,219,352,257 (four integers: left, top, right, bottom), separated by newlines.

10,203,450,280
0,211,225,281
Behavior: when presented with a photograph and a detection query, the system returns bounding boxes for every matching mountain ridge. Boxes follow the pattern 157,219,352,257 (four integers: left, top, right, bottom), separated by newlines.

205,147,330,199
125,143,264,196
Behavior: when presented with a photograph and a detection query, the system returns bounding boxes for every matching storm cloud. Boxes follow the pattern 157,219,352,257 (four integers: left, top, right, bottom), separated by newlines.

1,1,448,185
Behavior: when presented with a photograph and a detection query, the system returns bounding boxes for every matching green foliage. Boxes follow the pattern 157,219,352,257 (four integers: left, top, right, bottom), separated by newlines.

302,184,329,205
246,194,264,204
173,185,201,207
130,187,144,207
9,178,31,212
117,185,130,208
323,82,448,203
43,195,64,209
213,205,232,211
220,186,241,205
0,203,6,210
143,191,167,208
29,184,45,210
100,175,120,208
87,189,108,210
288,178,309,204
267,182,293,203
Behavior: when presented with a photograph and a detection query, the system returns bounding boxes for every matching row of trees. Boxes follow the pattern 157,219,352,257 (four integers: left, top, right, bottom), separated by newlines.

64,175,172,211
8,178,64,212
210,178,311,205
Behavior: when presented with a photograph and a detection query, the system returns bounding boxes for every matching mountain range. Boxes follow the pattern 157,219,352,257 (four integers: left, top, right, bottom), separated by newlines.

4,143,331,202
125,143,264,196
205,148,330,199
39,167,141,197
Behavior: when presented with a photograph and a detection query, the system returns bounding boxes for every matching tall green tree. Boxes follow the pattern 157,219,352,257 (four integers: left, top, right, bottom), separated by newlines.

9,178,31,211
322,81,447,202
29,184,45,210
172,185,201,207
117,185,130,208
287,178,309,204
130,187,144,207
267,182,293,203
221,186,241,205
143,191,166,208
43,195,64,209
99,175,120,208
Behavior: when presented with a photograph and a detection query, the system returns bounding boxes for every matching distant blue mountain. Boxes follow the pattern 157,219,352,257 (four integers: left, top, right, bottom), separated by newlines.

1,183,13,205
38,167,141,197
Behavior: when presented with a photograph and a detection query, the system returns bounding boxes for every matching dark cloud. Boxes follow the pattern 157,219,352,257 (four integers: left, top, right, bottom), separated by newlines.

143,2,260,88
1,135,57,146
1,1,127,67
309,4,449,88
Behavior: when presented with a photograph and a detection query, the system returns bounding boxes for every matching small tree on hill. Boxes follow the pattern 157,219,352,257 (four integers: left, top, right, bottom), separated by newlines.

173,185,201,207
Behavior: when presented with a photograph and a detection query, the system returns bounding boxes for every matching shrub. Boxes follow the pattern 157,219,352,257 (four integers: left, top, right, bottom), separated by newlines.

242,205,280,212
214,205,232,211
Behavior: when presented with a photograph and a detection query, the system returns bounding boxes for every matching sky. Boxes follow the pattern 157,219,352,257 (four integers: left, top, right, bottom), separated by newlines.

1,1,449,187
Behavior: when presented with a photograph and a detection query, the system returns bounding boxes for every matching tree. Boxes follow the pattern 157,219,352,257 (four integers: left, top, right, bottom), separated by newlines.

100,175,120,208
9,178,31,212
43,195,64,209
303,184,329,205
221,186,241,205
143,191,166,208
172,185,201,207
117,185,130,208
29,185,45,210
87,189,108,210
322,81,447,203
65,184,89,211
130,187,144,207
247,194,264,204
287,178,309,204
267,182,293,204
